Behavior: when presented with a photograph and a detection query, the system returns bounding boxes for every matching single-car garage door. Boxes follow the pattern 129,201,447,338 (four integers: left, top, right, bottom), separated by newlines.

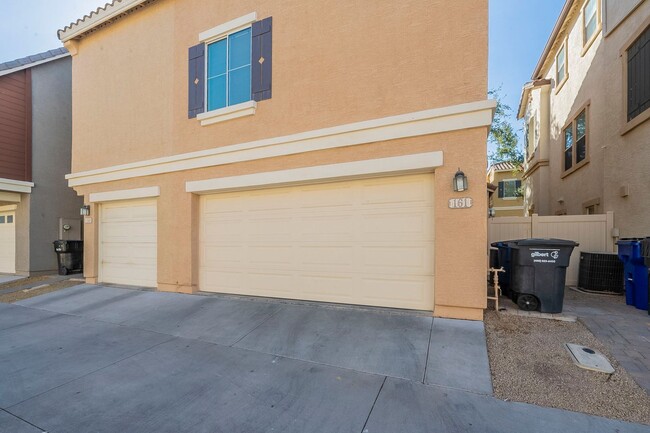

0,211,16,274
100,199,157,288
200,173,434,310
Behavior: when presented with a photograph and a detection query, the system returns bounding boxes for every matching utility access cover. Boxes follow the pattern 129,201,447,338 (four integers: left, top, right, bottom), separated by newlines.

565,343,614,374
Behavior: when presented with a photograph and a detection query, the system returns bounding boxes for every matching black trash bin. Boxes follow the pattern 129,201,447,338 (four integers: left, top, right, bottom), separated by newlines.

53,240,83,275
490,240,522,297
509,238,579,313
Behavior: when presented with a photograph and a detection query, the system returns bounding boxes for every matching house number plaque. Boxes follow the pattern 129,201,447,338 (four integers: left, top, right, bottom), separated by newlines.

448,197,473,209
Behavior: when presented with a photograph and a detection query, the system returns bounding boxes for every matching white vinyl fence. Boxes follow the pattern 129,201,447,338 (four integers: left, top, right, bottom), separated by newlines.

488,212,615,286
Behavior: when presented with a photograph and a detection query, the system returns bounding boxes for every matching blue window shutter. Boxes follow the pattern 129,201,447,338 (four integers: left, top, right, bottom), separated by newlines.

188,43,205,118
251,17,272,101
498,181,504,198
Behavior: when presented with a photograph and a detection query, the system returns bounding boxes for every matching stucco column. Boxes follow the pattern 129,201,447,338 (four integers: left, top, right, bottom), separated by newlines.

82,201,99,283
433,128,488,321
157,179,199,294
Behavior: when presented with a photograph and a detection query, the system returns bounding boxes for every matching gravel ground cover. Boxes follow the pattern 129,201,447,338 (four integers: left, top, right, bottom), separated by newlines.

485,309,650,425
0,279,83,303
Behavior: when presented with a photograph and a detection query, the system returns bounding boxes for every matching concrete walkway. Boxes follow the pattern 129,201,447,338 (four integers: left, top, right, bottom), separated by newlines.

0,285,647,433
564,289,650,394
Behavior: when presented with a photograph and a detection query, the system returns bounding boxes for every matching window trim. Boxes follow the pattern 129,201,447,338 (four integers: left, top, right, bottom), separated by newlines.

581,0,601,56
555,39,569,93
197,12,257,125
561,101,590,178
620,17,650,136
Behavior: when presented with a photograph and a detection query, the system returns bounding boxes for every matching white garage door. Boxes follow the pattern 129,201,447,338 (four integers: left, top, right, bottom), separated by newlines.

0,212,16,274
100,199,157,288
200,174,434,310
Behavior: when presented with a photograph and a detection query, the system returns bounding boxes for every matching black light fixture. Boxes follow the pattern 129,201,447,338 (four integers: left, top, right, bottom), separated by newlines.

453,168,468,192
80,205,90,216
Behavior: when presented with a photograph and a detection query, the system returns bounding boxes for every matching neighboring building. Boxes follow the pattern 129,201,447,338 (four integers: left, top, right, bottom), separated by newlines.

518,0,650,237
0,48,83,275
487,162,524,217
58,0,495,320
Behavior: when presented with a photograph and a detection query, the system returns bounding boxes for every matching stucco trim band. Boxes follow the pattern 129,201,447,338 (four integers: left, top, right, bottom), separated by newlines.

186,151,443,194
0,178,34,194
0,204,18,211
89,186,160,203
67,99,496,187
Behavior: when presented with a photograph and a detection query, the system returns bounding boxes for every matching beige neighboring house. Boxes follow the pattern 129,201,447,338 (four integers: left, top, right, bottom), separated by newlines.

58,0,495,320
518,0,650,237
487,162,524,217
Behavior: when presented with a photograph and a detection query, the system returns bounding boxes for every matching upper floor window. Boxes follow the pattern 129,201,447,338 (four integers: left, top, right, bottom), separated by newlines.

207,28,252,111
498,179,522,200
188,14,272,124
564,109,587,172
556,43,567,87
583,0,600,45
627,25,650,122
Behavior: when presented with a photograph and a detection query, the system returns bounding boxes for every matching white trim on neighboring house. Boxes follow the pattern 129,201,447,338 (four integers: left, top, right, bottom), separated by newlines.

89,186,160,203
0,53,70,78
66,99,496,187
186,151,444,194
199,12,257,42
0,178,34,194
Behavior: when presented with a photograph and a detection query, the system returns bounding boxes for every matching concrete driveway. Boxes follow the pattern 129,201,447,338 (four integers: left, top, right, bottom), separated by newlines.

0,285,647,433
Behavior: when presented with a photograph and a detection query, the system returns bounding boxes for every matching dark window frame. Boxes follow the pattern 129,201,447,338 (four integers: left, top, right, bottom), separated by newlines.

561,103,590,177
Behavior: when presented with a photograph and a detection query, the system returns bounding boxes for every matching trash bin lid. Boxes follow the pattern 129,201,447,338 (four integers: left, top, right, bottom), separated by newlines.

512,238,579,247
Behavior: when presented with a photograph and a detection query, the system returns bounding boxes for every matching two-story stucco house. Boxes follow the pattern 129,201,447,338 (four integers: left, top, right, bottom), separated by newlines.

0,49,84,276
59,0,495,320
487,162,524,217
518,0,650,237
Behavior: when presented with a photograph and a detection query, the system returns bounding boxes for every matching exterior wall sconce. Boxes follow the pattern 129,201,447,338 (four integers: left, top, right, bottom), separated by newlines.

80,205,91,216
453,168,468,192
488,208,496,218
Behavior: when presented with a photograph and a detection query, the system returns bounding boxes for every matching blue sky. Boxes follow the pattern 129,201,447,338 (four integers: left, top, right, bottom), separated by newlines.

0,0,565,150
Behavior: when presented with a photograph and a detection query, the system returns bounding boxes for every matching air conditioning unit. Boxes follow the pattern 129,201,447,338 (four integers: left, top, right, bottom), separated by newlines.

578,252,624,293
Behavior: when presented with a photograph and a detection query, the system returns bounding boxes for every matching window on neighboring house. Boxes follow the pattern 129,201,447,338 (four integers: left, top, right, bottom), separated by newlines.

627,25,650,122
498,179,522,200
583,0,600,45
526,117,536,159
188,15,272,122
564,108,587,172
556,43,567,86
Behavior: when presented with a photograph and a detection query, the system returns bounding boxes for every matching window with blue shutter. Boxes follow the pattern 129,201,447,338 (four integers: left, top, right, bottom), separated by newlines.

188,16,272,119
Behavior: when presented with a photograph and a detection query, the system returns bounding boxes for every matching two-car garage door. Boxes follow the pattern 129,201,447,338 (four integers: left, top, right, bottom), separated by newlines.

199,174,435,310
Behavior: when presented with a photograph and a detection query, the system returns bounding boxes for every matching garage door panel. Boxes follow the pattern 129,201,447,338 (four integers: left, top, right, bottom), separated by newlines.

200,174,434,310
101,199,157,288
0,212,15,274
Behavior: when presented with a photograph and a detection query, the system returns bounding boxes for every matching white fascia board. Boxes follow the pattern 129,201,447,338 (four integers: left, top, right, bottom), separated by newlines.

58,0,148,42
199,12,257,42
89,186,160,203
0,178,34,194
0,53,71,78
186,151,443,194
67,99,495,188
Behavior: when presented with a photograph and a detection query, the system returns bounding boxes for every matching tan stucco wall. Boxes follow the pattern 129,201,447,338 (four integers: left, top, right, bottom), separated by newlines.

68,0,490,320
522,0,650,235
70,0,488,173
